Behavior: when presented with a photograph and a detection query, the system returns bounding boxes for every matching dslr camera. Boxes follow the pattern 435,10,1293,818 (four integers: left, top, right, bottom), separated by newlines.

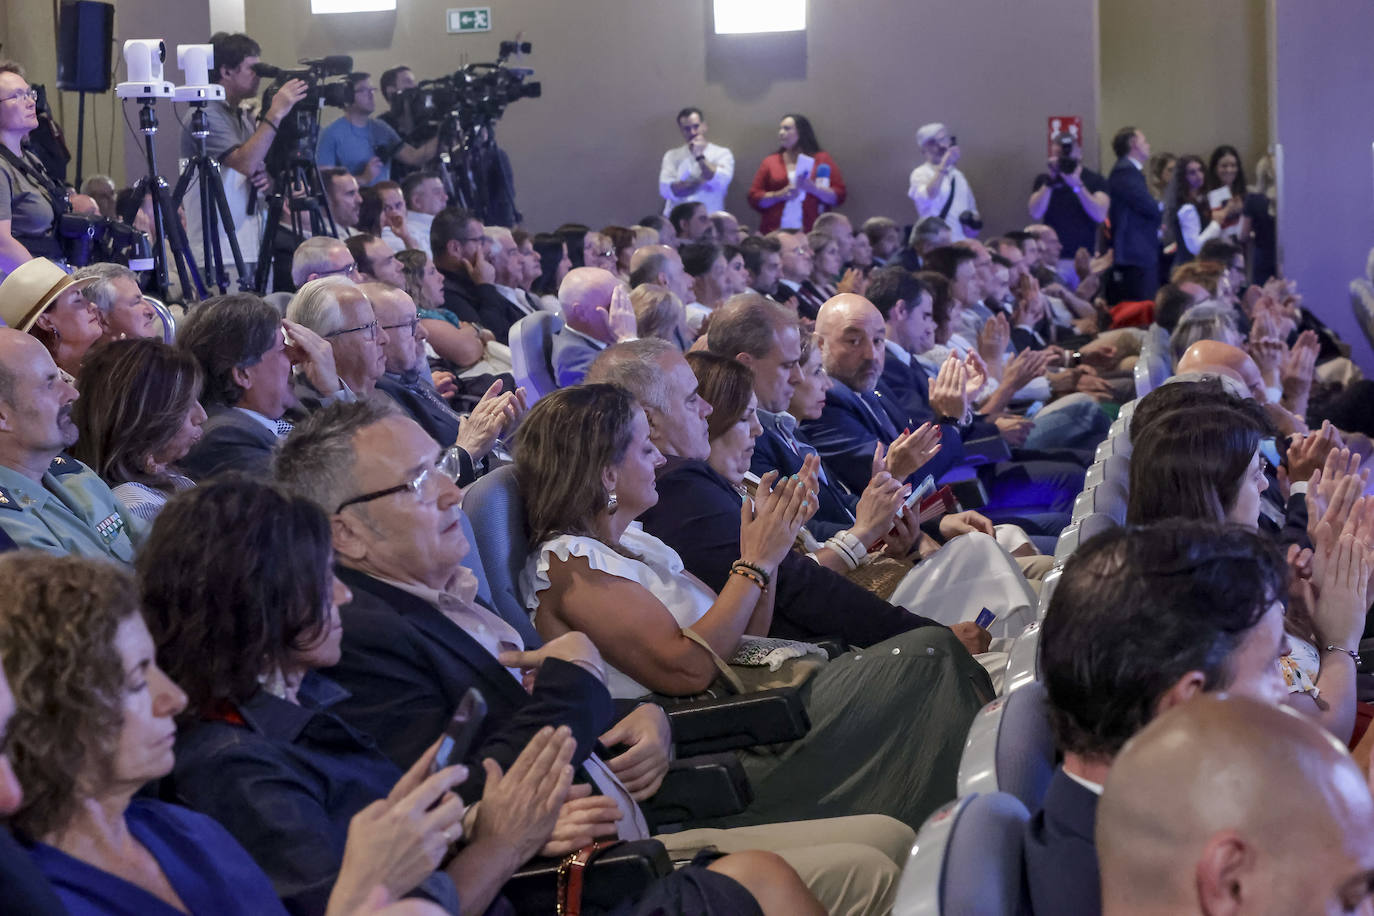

1053,133,1079,178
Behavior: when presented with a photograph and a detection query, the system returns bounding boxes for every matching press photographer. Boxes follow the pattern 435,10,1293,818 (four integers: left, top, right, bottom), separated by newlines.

316,71,439,187
1027,130,1110,279
179,31,308,286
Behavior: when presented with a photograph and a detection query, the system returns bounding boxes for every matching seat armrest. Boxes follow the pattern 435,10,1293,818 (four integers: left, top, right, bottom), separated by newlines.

642,753,753,831
660,687,811,757
503,839,672,912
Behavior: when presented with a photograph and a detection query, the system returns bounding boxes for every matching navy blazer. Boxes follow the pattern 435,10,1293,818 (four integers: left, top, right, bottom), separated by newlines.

550,327,604,388
638,457,941,647
377,371,462,449
325,566,614,802
180,405,276,482
750,414,855,540
1023,767,1101,916
1107,158,1161,269
0,827,65,916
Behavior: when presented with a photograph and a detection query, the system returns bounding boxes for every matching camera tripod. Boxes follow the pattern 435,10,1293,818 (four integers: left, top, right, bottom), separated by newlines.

253,153,338,294
171,101,251,296
439,117,519,227
128,98,203,302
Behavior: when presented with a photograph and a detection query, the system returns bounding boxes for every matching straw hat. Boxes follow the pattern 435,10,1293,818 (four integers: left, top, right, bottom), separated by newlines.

0,259,98,332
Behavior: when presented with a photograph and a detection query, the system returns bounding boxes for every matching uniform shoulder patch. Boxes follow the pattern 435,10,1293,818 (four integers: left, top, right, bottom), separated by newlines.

0,487,20,511
48,455,87,477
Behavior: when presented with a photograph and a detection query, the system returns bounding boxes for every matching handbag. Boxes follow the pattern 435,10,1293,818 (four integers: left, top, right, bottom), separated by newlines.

679,627,825,694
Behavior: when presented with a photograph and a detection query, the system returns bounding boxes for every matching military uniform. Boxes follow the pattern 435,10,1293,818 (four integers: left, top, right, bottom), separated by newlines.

0,455,139,563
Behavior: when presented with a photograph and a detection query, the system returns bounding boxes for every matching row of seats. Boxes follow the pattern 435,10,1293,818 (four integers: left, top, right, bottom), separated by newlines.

892,357,1159,913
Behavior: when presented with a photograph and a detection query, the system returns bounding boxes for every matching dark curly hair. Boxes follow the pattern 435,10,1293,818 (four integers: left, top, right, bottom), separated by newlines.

0,553,141,839
138,476,334,719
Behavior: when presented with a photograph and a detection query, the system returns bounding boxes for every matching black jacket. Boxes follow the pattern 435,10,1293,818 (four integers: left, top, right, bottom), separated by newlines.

180,405,277,481
1023,767,1101,916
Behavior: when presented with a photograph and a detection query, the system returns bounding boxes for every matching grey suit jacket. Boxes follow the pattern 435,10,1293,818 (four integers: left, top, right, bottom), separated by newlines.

179,406,277,481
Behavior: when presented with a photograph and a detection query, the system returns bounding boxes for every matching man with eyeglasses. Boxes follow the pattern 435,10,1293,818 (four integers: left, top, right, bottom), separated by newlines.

431,207,519,343
286,277,390,409
290,236,358,289
480,226,539,341
317,74,439,187
364,281,521,481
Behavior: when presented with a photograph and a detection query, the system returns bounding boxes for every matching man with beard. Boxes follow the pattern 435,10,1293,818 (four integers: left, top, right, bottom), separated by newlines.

0,328,139,560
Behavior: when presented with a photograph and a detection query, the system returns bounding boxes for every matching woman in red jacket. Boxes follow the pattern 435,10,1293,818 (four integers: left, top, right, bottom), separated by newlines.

748,113,846,234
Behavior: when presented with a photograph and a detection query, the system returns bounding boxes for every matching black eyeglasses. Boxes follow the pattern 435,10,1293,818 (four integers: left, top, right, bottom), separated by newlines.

380,317,420,336
317,262,360,278
335,448,464,513
326,319,380,341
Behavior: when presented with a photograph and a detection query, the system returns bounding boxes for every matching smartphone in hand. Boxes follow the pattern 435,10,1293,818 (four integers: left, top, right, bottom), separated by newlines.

432,687,487,774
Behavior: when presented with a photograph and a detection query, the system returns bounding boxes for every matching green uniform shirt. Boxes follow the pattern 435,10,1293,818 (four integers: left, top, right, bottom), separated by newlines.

0,455,139,563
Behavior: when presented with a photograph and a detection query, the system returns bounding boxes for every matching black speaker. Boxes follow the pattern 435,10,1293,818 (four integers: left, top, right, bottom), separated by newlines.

56,0,114,94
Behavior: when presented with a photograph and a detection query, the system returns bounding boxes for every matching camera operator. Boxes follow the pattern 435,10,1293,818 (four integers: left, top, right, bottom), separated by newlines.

1027,131,1109,284
180,32,308,286
908,122,981,241
316,73,439,187
0,61,66,274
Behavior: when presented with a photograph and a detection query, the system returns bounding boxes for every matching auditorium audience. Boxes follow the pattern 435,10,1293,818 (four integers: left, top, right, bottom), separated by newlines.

71,339,204,532
71,263,160,342
862,216,902,267
0,327,139,560
0,257,102,377
401,171,449,246
1097,696,1374,916
1106,126,1163,302
748,114,844,233
739,235,783,298
711,211,743,245
629,243,695,307
680,241,729,330
601,224,639,280
772,229,825,318
806,231,844,301
0,63,64,270
1025,521,1290,915
670,201,714,245
286,276,389,403
630,283,691,349
431,208,525,343
1167,154,1229,266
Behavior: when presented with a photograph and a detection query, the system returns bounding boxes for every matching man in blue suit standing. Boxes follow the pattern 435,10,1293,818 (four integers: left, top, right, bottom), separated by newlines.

1106,126,1162,303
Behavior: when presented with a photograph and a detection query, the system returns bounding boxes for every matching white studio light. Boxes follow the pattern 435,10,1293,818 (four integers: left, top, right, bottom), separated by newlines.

713,0,807,34
174,44,225,102
115,39,174,99
311,0,397,13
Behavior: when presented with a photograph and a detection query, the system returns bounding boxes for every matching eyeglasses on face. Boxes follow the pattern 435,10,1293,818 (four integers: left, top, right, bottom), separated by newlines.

335,448,464,512
325,319,380,341
380,316,420,336
1,89,38,104
318,262,360,278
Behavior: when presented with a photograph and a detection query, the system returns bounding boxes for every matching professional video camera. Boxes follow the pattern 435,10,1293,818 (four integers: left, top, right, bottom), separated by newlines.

254,55,359,175
56,213,153,270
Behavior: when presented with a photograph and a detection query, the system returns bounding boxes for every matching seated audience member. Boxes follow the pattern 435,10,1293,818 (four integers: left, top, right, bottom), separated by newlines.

1097,696,1374,916
680,241,730,330
1026,521,1291,916
431,208,523,343
395,248,488,373
811,212,854,266
848,230,874,274
1169,302,1243,364
637,213,677,248
530,232,573,304
81,174,117,218
601,342,1032,642
582,230,618,273
602,225,639,280
291,236,358,289
483,225,542,328
517,383,993,830
178,293,341,479
802,294,1083,536
557,223,591,269
671,200,715,244
0,552,440,916
630,283,692,350
550,267,637,387
0,328,139,561
273,400,912,915
807,230,845,301
739,235,783,299
1152,282,1203,333
71,263,160,342
0,258,101,377
629,244,695,306
345,232,406,287
363,281,520,481
370,179,421,251
286,277,388,404
0,652,66,911
722,244,751,296
711,211,742,245
899,216,952,272
148,480,799,916
772,229,825,319
71,340,204,532
401,171,449,247
862,216,902,268
1128,399,1368,744
320,167,362,236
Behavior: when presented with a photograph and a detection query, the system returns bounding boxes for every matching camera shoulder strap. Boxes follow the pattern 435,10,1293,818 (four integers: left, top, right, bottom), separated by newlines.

939,173,958,220
0,146,69,213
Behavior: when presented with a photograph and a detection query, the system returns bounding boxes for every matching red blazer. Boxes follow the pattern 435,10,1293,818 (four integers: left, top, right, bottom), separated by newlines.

747,150,846,233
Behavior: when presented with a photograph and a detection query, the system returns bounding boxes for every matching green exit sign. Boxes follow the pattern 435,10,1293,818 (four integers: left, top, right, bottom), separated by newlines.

447,6,491,33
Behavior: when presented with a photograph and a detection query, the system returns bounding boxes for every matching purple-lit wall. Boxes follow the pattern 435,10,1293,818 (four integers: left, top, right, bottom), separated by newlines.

1271,1,1374,374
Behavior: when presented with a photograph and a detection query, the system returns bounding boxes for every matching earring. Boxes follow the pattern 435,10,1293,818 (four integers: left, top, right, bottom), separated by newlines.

606,490,619,515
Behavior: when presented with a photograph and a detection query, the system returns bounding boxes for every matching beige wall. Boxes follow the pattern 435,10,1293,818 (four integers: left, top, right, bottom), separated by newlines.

1099,0,1269,174
243,0,1100,235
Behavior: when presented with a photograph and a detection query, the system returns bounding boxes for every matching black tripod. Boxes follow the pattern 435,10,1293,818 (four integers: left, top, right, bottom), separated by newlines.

128,98,203,302
172,101,250,296
253,153,337,294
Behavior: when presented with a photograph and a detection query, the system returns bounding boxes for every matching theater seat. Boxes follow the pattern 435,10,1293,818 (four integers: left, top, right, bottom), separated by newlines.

145,296,177,343
894,791,1031,916
509,311,563,404
956,681,1056,810
263,290,293,313
1003,621,1042,694
460,465,542,647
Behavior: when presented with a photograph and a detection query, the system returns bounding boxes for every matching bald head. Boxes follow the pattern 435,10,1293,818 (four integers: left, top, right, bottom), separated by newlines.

1099,696,1374,915
1176,340,1267,402
558,267,622,342
815,294,886,392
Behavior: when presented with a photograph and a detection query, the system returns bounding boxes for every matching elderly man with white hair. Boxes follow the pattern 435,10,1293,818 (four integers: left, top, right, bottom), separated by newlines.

286,276,390,406
908,122,980,241
290,236,357,289
69,263,160,342
548,267,639,387
483,225,541,335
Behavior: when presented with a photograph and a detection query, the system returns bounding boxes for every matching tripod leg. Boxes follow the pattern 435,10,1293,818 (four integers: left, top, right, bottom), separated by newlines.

206,161,252,292
202,165,230,295
254,192,284,295
151,177,205,302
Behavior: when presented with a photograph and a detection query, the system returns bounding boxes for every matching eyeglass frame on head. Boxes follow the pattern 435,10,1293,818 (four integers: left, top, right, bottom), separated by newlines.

335,447,464,513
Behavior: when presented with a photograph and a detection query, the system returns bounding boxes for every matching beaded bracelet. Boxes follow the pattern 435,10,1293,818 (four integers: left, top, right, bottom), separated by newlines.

730,565,766,590
1324,644,1362,666
733,559,771,588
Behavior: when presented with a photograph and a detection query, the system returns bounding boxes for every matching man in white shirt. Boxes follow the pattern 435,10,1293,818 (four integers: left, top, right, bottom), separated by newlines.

401,171,450,255
658,107,734,217
908,122,980,242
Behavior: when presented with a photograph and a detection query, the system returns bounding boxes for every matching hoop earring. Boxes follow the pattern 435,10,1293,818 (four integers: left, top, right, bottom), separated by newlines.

606,490,619,515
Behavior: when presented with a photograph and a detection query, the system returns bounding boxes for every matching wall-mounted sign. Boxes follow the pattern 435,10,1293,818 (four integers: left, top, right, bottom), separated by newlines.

447,7,492,33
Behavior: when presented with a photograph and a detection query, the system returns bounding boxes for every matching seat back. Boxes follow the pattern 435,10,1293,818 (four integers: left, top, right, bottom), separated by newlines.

145,296,177,343
1003,620,1043,693
894,792,1031,916
957,680,1057,810
456,510,493,608
1099,454,1130,487
1134,337,1157,399
460,465,543,648
509,312,564,404
263,290,294,313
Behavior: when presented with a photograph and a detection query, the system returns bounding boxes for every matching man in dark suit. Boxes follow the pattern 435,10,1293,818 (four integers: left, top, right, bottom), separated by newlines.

1026,521,1291,915
1106,126,1162,303
431,207,525,341
179,293,344,480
